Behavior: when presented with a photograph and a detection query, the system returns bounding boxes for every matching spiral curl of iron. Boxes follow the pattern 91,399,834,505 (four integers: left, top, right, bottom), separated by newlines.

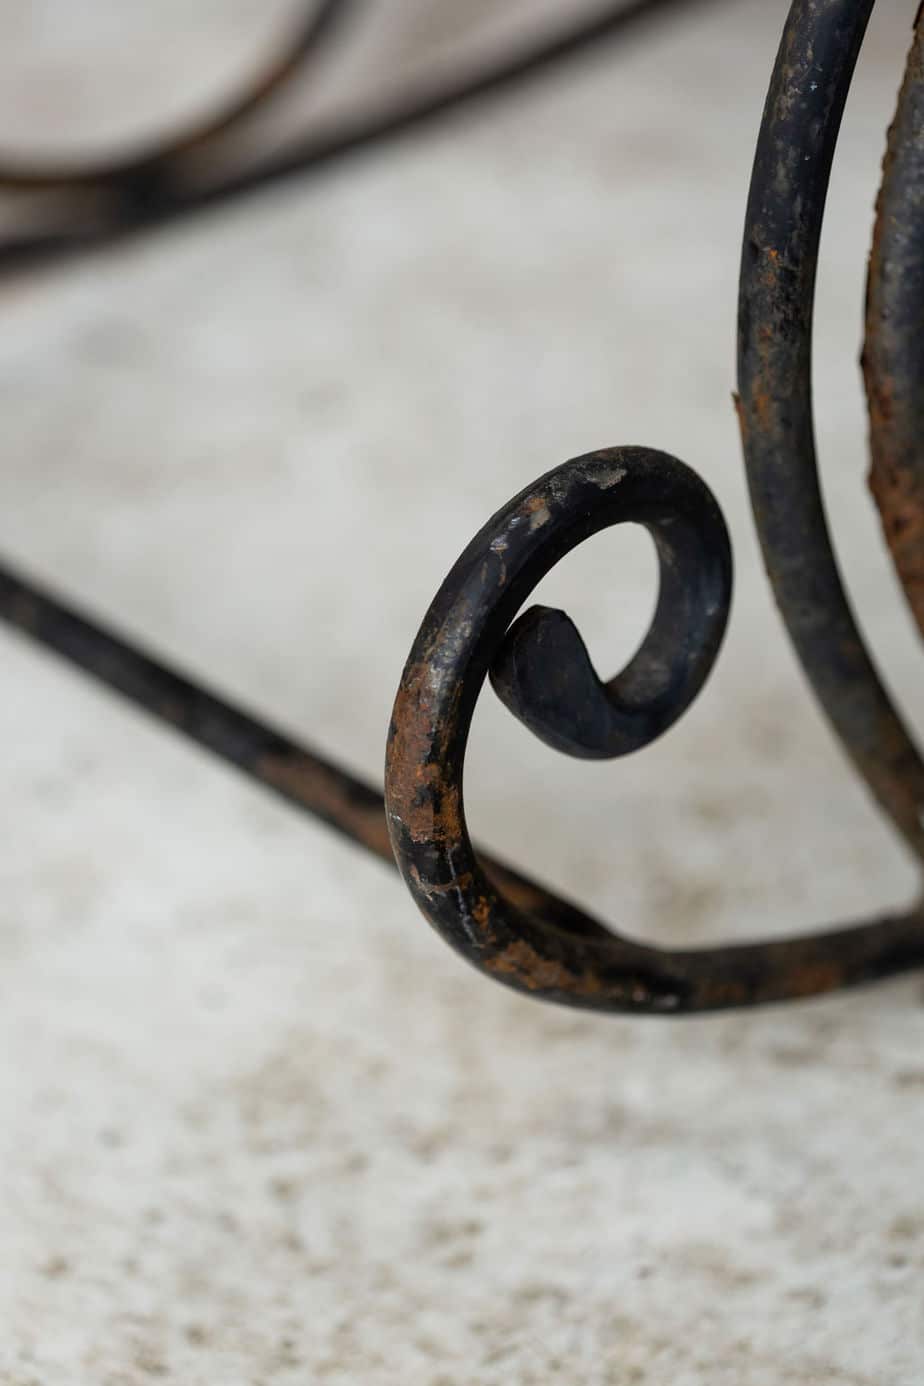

1,0,923,1014
384,0,924,1013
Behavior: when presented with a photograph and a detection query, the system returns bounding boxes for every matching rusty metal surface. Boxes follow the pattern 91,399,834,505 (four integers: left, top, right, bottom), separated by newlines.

2,0,924,1018
864,4,924,639
736,0,924,864
382,0,924,1012
384,447,924,1014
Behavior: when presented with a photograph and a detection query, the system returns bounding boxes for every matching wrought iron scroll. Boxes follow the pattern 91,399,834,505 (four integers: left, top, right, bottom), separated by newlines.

2,0,923,1014
385,0,924,1011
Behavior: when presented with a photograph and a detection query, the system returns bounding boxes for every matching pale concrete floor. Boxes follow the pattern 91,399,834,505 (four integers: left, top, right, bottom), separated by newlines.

1,1,923,1382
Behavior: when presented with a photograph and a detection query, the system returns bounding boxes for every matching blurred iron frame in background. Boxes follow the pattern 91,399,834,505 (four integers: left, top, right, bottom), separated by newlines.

1,0,922,1014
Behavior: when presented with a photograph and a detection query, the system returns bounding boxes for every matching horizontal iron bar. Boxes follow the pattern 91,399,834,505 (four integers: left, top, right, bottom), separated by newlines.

0,557,610,941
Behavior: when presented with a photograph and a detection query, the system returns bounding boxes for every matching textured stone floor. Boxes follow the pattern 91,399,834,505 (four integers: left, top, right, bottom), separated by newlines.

1,1,923,1382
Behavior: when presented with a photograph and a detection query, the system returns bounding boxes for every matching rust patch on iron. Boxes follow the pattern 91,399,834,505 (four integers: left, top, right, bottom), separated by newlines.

485,938,602,996
783,960,844,999
864,10,924,640
386,669,467,858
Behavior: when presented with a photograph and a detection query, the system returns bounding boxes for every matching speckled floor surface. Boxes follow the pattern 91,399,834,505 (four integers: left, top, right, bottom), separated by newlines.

1,1,923,1382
